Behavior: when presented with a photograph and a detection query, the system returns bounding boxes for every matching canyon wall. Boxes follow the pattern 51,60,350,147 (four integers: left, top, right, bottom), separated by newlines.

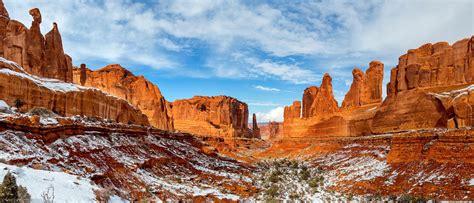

259,122,283,140
0,5,73,82
283,37,474,138
72,64,174,131
0,59,149,125
170,96,253,138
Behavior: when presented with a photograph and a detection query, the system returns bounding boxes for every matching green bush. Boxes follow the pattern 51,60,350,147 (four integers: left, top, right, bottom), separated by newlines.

0,172,31,203
265,184,279,197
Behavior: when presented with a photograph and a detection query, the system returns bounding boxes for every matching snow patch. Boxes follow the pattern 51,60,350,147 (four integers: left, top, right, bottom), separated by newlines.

0,100,9,111
40,117,58,125
469,178,474,186
0,163,98,202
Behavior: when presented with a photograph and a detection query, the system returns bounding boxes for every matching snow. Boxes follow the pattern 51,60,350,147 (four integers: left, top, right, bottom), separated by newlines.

0,163,98,202
39,117,58,125
469,178,474,186
0,68,82,92
0,100,9,111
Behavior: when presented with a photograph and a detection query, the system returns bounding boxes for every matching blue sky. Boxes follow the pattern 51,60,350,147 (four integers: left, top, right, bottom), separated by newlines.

4,0,473,122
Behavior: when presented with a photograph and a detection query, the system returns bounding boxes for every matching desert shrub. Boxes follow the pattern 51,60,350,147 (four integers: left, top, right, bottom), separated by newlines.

17,186,30,203
41,185,55,203
0,172,31,203
14,99,25,110
300,168,310,181
398,194,427,203
308,176,324,188
265,184,279,197
27,107,56,117
268,171,280,183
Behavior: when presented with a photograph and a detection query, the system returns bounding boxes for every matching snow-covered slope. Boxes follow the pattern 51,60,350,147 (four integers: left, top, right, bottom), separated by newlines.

0,163,98,202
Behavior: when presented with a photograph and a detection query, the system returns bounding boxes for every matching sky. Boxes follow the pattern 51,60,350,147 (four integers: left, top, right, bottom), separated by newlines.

4,0,473,122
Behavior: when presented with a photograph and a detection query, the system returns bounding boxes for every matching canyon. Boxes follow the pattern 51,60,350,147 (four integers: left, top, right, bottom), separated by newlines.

0,0,472,201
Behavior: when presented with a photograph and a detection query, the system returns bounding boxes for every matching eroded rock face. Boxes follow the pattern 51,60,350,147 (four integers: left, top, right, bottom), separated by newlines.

388,36,474,96
170,96,251,138
342,61,384,109
73,64,173,131
259,121,283,140
284,101,301,120
306,73,339,118
0,4,72,82
251,114,260,139
0,60,149,125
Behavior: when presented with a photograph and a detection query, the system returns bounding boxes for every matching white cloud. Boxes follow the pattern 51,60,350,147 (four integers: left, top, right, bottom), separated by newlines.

247,101,281,107
254,85,280,92
4,0,472,84
254,107,284,122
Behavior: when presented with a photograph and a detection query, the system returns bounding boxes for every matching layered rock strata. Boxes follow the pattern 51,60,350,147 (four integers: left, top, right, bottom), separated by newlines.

0,58,149,125
72,64,173,130
170,96,252,138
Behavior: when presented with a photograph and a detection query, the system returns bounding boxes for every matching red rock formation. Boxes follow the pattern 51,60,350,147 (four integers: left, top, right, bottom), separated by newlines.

0,59,149,125
284,101,301,120
0,4,73,82
302,86,318,118
305,73,339,118
73,64,173,131
259,122,283,140
388,36,474,96
251,113,260,139
170,96,251,138
374,36,474,133
342,61,384,109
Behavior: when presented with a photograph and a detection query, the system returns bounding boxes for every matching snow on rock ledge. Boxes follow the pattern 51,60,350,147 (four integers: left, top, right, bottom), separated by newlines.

0,57,150,125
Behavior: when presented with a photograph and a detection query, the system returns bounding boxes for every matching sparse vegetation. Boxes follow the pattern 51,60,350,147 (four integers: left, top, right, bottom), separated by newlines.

14,99,25,110
0,172,31,203
27,107,56,117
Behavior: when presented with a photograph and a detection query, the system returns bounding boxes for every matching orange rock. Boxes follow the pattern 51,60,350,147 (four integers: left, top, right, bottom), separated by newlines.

302,86,318,118
0,60,149,126
284,101,301,120
170,96,251,138
0,5,73,82
251,113,260,139
259,121,283,140
342,61,384,109
307,73,339,117
73,64,173,131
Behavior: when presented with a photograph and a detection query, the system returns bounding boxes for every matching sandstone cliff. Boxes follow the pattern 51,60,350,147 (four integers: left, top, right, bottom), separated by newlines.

170,96,252,138
72,64,173,131
373,36,474,133
283,36,474,138
342,61,384,109
259,121,283,140
0,58,149,125
0,4,73,82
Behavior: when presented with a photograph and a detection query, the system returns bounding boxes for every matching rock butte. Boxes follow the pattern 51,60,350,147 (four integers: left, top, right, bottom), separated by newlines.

259,121,283,140
284,36,474,138
72,64,174,131
170,96,258,138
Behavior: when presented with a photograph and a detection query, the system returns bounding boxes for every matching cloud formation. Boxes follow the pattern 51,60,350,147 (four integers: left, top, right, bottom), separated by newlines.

4,0,472,85
254,85,280,92
255,107,284,122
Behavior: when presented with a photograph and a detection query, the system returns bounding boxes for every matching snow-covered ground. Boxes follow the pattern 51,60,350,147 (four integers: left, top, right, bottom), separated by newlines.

0,163,98,203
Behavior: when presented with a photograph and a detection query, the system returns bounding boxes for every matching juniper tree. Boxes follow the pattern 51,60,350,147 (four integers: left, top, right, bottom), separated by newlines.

0,172,19,203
